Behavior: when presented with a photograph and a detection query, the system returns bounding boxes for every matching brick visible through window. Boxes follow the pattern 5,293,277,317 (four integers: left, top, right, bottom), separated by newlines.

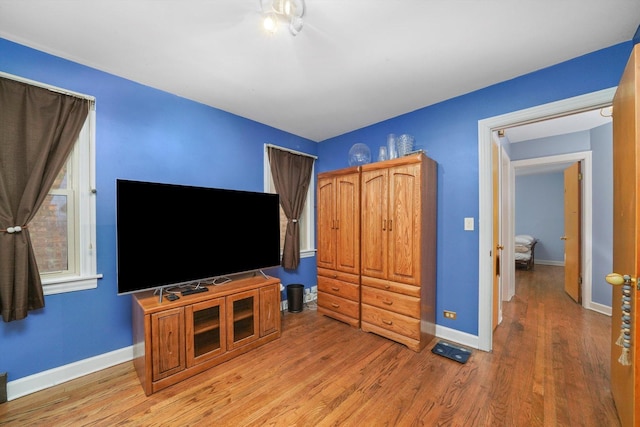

31,160,71,273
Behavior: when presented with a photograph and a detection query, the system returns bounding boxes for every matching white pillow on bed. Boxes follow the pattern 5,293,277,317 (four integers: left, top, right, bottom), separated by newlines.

515,234,535,245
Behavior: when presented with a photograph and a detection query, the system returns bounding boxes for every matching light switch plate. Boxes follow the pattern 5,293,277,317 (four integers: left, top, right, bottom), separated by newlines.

464,217,474,231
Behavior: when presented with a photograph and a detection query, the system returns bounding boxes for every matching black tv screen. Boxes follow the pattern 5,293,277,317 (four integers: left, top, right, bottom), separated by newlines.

116,179,281,295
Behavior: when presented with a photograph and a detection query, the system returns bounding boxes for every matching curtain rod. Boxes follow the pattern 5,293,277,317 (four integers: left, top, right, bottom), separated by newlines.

0,71,96,103
266,143,318,159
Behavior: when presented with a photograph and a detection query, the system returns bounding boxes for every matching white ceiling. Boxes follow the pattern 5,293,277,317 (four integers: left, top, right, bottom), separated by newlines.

0,1,637,142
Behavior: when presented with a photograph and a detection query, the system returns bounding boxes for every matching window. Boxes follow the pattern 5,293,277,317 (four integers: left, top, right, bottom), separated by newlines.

264,144,316,259
30,163,74,274
30,103,101,294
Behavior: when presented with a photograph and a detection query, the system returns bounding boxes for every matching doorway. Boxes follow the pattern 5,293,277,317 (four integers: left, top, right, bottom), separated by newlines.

509,151,593,302
477,87,616,351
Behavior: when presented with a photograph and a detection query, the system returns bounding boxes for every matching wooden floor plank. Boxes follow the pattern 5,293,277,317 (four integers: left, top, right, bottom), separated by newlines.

0,265,620,426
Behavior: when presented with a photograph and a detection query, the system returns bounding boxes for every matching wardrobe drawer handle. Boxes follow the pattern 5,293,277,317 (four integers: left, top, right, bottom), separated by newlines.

331,287,340,291
331,303,340,308
383,320,393,325
383,300,393,305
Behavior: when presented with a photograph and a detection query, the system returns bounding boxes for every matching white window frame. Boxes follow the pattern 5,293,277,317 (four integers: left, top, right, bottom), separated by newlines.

1,72,103,295
264,144,316,259
42,108,102,295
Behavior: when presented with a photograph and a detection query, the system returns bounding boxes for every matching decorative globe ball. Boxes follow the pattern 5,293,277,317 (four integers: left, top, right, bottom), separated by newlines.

348,143,371,166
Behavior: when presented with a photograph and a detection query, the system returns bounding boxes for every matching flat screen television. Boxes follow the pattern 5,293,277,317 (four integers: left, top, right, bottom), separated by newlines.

116,179,281,295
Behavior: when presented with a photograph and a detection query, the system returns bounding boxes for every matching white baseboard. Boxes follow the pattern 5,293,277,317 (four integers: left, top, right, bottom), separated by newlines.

10,296,321,401
7,346,133,401
6,309,491,401
435,325,480,350
535,259,564,266
587,300,612,316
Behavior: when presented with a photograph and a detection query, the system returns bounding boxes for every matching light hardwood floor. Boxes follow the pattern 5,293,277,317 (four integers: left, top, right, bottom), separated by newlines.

0,265,620,426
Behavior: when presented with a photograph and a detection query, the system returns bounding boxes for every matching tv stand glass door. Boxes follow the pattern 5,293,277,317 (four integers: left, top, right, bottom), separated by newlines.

185,297,226,366
227,289,260,350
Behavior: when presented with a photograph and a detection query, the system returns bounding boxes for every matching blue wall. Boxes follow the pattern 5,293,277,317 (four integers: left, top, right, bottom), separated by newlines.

591,123,614,306
317,42,631,335
0,36,632,383
515,172,565,263
0,37,318,381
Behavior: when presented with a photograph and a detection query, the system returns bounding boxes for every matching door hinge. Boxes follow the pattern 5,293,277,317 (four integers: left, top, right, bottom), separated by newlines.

579,276,583,285
578,173,583,180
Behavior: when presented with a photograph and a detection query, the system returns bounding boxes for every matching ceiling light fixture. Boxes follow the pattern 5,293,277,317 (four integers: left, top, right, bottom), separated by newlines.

260,0,305,36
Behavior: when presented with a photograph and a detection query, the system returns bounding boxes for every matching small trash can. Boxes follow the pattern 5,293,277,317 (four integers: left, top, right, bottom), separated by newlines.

286,284,304,313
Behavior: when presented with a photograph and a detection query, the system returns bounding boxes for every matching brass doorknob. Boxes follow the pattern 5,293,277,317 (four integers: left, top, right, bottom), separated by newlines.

560,236,568,240
605,273,635,286
605,273,625,285
496,245,504,250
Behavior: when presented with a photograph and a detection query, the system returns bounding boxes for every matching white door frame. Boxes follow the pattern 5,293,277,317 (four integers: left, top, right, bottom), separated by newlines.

491,134,514,327
477,87,615,351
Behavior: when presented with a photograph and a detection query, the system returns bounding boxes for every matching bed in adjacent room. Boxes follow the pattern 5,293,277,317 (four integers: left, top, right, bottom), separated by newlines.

515,234,537,270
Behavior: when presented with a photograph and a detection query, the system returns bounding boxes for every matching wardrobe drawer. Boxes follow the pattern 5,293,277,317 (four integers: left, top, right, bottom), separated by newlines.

317,268,359,285
318,293,359,319
361,304,420,341
318,276,360,302
361,275,420,298
361,286,419,318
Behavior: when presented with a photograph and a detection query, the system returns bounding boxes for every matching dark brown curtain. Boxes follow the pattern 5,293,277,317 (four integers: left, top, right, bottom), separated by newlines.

0,77,89,322
267,146,314,270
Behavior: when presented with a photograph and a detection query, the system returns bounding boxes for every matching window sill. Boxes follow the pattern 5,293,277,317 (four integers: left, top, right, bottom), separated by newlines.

300,249,316,259
42,273,103,295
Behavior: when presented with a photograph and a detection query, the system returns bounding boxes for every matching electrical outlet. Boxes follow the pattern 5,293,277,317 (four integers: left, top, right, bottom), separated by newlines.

444,310,457,320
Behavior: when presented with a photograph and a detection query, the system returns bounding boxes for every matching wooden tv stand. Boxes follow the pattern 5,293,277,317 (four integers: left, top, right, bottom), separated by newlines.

132,274,281,395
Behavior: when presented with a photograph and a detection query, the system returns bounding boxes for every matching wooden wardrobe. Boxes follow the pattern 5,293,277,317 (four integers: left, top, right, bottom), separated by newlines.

317,153,437,352
316,166,361,327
